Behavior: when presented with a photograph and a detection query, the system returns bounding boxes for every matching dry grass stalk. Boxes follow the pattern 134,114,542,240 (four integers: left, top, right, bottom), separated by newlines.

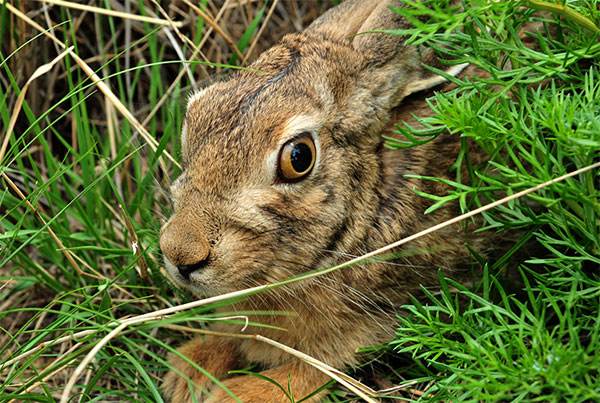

182,0,244,60
37,0,184,27
241,0,280,64
119,204,151,283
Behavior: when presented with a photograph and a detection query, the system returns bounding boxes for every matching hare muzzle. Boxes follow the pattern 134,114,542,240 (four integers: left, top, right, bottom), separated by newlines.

160,211,211,281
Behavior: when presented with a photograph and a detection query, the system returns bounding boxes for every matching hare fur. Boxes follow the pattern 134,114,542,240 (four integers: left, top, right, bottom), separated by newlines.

160,1,485,401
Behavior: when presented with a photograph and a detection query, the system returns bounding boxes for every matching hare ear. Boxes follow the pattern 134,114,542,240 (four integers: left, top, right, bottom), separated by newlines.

350,1,409,64
310,1,468,107
306,0,382,42
309,1,418,106
402,62,470,97
308,0,406,61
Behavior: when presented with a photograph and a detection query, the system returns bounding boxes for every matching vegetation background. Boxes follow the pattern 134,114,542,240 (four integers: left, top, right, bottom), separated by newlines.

1,0,598,401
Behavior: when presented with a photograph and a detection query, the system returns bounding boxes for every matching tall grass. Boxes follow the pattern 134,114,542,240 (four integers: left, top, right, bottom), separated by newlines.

1,0,598,402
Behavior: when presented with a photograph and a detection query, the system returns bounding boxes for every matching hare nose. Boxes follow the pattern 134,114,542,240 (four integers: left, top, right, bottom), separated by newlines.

177,257,209,280
159,212,211,280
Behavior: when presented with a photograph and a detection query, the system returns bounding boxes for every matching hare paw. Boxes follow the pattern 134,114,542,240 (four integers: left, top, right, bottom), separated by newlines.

205,363,327,403
162,336,239,402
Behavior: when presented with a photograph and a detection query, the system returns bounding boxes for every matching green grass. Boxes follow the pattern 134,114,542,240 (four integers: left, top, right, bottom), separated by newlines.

1,0,599,402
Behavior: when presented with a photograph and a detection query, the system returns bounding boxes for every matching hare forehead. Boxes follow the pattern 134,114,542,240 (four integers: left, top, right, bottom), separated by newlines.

185,76,325,121
184,39,339,120
179,117,311,188
183,80,325,161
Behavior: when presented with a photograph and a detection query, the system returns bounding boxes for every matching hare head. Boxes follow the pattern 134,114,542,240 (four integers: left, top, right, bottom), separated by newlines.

160,0,456,297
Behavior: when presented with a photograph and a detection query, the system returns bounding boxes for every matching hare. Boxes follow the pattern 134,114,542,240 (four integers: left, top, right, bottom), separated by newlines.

159,0,485,401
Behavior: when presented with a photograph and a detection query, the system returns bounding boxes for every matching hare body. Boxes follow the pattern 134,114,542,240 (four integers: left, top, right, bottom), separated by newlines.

160,1,483,401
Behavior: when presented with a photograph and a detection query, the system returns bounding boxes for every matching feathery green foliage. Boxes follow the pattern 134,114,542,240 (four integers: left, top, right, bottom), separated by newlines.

377,0,599,401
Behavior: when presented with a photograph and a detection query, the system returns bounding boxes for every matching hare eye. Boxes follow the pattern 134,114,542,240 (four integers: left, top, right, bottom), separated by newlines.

278,133,316,182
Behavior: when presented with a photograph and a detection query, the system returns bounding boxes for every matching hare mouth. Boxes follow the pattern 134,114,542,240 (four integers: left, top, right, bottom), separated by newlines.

163,259,226,297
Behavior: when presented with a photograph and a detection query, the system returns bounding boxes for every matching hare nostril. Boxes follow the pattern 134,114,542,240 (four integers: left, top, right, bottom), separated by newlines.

177,258,209,280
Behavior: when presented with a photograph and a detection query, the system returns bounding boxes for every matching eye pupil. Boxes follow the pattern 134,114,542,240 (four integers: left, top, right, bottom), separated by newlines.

290,143,312,173
277,133,316,182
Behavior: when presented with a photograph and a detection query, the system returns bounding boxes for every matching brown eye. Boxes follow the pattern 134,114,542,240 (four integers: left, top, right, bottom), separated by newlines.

278,133,316,182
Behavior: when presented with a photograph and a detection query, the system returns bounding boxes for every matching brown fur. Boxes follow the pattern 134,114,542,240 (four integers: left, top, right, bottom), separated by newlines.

159,1,487,401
